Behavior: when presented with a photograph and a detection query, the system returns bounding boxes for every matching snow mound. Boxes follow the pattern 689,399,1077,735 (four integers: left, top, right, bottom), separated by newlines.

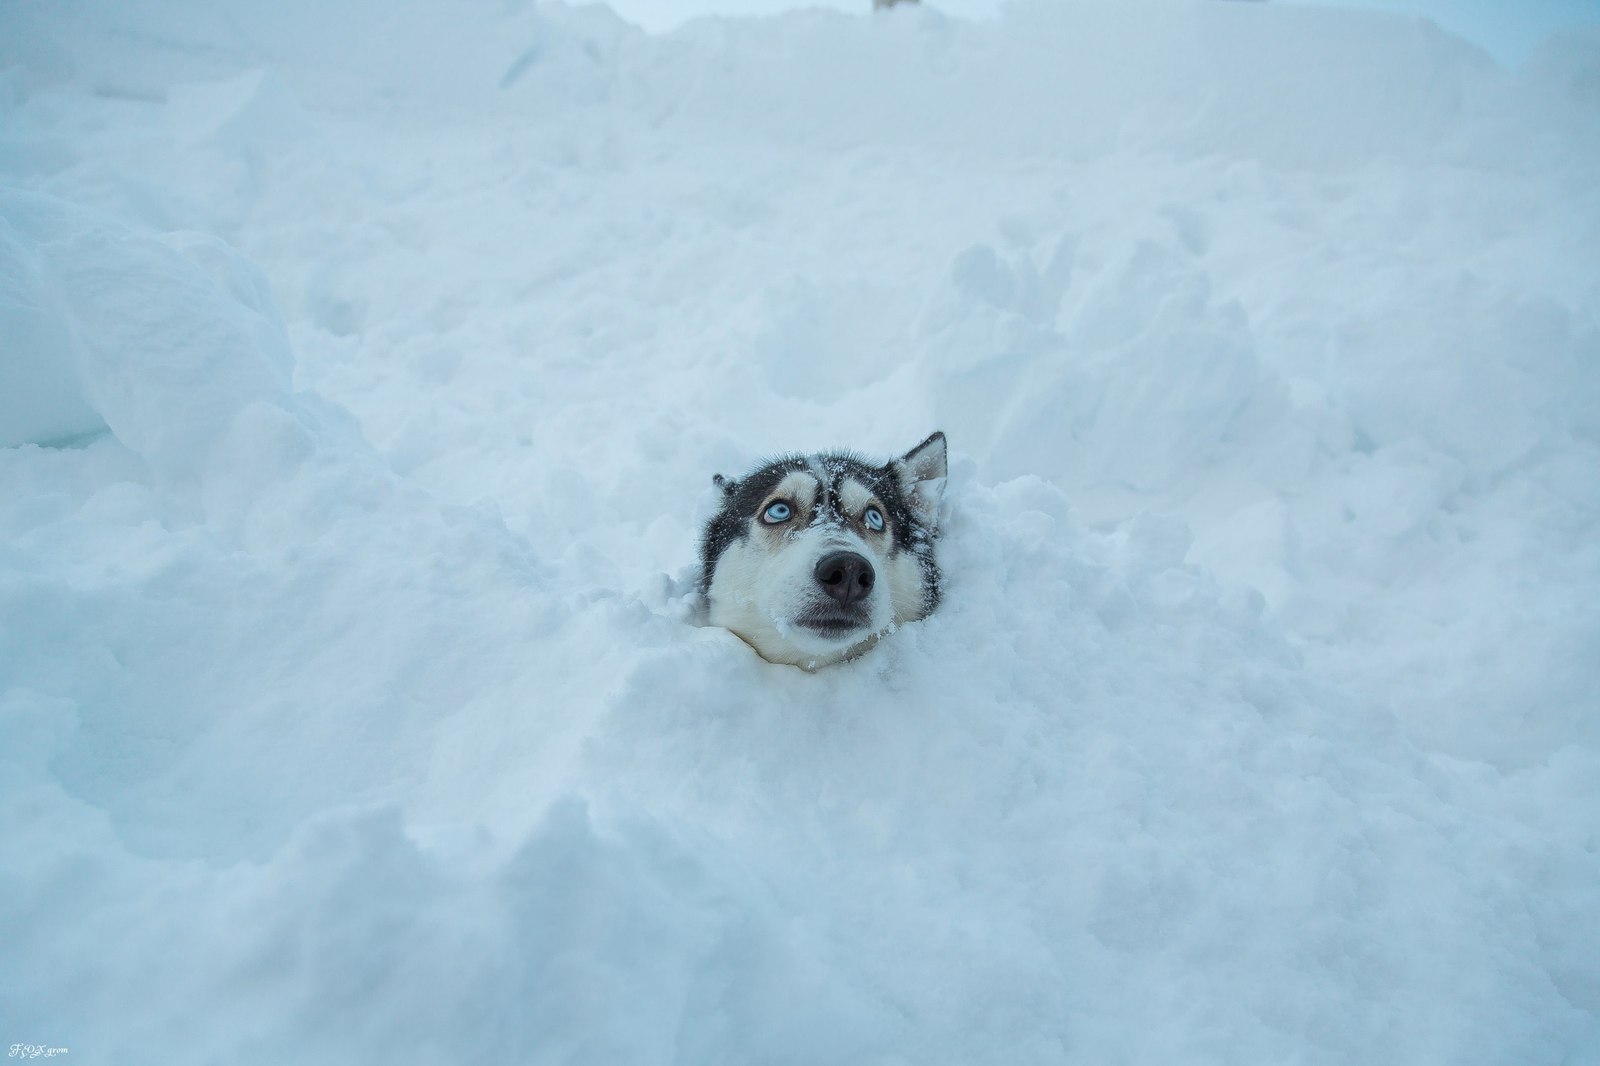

0,190,295,475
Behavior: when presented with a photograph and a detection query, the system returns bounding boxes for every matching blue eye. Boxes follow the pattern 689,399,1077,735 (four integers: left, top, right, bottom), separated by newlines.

864,506,885,532
762,501,793,524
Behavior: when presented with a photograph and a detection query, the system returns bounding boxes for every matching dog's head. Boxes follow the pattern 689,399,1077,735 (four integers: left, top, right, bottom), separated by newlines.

700,432,947,668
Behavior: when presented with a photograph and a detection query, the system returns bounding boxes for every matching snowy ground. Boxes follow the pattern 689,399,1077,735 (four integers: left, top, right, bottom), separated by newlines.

2,1,1598,1062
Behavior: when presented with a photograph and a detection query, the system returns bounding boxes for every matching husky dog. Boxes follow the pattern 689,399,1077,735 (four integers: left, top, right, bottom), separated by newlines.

700,432,947,669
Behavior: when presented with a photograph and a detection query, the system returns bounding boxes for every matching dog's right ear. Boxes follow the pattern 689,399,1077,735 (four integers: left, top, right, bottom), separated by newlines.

713,474,736,496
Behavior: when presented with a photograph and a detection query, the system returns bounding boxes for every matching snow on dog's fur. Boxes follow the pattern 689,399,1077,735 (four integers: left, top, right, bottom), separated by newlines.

700,432,947,669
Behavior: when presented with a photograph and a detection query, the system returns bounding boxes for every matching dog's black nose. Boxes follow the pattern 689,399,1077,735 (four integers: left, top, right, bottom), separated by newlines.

814,551,875,606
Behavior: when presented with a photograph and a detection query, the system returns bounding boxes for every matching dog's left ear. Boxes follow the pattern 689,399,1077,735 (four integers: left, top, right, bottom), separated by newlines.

713,473,736,496
892,431,947,527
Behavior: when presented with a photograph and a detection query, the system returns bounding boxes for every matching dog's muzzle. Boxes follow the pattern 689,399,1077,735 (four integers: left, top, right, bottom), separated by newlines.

796,551,876,639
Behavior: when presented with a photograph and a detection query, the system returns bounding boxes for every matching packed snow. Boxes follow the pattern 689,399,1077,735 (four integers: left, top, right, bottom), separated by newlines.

2,1,1598,1062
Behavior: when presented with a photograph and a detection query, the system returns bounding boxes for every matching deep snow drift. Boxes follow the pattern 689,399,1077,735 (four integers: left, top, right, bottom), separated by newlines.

2,1,1598,1062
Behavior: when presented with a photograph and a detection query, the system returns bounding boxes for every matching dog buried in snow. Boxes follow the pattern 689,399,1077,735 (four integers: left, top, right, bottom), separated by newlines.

700,432,947,669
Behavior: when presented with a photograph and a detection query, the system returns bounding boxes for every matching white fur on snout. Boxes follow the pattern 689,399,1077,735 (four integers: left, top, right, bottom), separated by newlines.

707,523,904,669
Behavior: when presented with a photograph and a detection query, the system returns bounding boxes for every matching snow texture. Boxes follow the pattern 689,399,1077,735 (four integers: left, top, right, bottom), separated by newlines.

1,1,1597,1062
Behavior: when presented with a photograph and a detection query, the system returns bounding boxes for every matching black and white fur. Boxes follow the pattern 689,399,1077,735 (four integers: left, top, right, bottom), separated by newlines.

700,432,947,669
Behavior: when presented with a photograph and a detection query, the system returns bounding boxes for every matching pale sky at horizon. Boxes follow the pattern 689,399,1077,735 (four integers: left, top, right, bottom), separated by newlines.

602,0,1600,65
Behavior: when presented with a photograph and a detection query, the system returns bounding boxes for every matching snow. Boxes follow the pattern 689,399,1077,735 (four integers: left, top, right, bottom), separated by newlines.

2,0,1598,1061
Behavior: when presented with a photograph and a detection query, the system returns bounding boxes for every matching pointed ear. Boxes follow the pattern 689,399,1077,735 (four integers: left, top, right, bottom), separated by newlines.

893,431,947,526
713,474,735,496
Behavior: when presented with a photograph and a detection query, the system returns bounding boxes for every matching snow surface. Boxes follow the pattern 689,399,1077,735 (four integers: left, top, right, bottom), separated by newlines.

2,1,1598,1062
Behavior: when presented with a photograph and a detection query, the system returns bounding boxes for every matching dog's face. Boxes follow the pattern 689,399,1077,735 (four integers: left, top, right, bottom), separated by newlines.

700,432,947,668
